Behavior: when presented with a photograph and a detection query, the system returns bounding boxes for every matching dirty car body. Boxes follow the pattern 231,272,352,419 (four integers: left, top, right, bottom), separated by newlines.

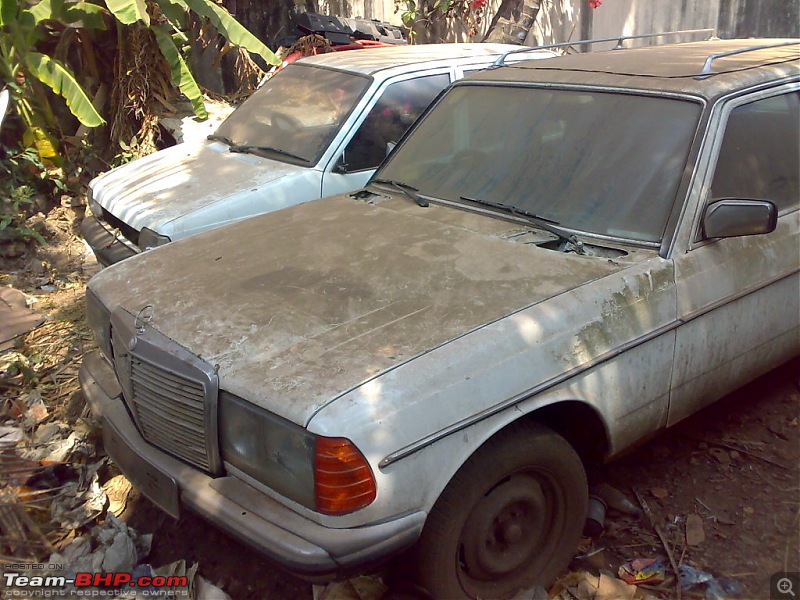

79,39,799,598
81,43,553,266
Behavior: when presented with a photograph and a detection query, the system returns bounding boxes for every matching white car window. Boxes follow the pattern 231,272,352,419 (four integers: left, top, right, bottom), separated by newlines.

214,64,370,164
342,73,451,172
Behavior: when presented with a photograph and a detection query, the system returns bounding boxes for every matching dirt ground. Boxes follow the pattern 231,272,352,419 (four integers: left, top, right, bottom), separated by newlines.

1,206,798,600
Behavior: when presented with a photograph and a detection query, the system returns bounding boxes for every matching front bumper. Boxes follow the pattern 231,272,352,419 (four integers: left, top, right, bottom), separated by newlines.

80,215,139,267
79,351,425,579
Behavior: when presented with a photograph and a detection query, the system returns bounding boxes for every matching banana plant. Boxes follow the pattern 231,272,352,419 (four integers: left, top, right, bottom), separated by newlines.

0,0,279,149
0,0,106,159
106,0,280,119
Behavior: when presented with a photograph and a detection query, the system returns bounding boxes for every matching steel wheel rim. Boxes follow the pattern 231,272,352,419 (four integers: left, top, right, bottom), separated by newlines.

456,470,566,597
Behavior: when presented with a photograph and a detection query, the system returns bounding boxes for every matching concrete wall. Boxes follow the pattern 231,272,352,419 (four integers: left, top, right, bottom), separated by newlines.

365,0,799,46
529,0,799,48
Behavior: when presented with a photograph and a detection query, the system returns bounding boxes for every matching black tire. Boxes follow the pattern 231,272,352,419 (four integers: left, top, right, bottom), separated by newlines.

411,421,587,599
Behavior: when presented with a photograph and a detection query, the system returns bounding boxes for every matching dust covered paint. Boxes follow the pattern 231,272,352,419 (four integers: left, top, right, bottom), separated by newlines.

89,193,625,425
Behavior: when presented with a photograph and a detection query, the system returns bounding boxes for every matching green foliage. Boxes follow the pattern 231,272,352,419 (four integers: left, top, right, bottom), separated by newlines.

153,25,208,119
0,145,61,245
0,0,106,133
24,52,104,127
183,0,278,66
1,0,276,145
395,0,488,38
106,0,150,25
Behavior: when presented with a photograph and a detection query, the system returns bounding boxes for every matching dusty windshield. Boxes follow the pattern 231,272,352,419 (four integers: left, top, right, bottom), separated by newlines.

377,85,702,243
214,64,370,165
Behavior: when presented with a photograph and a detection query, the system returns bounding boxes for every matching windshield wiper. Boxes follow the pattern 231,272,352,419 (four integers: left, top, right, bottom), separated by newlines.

371,178,430,207
459,195,586,255
228,144,310,163
207,134,234,146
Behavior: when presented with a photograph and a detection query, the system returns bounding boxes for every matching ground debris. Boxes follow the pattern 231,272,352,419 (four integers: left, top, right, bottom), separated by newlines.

686,514,705,546
1,211,235,599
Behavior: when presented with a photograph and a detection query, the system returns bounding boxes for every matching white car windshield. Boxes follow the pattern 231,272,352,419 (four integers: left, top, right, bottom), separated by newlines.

214,64,370,165
377,85,702,243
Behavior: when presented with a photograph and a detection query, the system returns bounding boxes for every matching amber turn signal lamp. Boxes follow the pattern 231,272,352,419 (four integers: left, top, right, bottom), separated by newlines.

315,436,377,515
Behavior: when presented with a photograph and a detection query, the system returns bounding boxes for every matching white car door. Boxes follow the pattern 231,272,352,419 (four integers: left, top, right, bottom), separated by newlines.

320,71,453,198
669,87,800,425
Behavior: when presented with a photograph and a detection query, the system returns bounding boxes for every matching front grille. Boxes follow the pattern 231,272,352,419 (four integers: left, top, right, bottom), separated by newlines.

109,308,220,474
129,357,210,470
101,208,139,246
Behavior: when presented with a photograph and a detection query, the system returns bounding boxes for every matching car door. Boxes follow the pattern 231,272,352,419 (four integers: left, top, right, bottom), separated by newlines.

669,86,800,426
320,71,452,197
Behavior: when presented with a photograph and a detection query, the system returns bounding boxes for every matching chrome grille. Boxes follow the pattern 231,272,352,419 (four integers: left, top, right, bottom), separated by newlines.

109,308,220,475
129,357,210,470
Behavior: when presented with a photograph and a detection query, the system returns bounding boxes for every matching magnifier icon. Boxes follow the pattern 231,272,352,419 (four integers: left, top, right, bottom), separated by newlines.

778,577,796,597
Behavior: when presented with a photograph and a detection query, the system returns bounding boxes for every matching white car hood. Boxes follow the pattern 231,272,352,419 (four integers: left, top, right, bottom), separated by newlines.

90,141,310,233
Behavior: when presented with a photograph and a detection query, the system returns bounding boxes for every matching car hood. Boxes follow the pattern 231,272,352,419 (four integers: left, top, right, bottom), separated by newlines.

90,141,309,232
90,193,628,426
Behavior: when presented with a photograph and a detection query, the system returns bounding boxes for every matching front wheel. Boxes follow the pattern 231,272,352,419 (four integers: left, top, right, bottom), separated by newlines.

412,421,587,599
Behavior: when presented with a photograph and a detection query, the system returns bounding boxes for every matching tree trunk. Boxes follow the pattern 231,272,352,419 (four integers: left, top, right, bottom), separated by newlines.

483,0,541,44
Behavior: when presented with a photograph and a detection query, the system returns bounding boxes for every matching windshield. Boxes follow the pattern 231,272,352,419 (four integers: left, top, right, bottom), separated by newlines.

377,85,702,243
213,64,370,165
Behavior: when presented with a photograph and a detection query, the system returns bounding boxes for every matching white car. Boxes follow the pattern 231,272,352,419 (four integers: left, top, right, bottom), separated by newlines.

81,43,554,266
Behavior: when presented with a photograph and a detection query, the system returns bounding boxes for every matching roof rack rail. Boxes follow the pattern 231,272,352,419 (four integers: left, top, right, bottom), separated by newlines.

698,40,799,76
493,28,716,67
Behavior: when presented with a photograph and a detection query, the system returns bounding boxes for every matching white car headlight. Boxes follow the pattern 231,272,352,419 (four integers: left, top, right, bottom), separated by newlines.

87,185,103,217
137,228,171,251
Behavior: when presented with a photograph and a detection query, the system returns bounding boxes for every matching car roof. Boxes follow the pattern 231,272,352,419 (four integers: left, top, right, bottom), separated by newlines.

468,39,800,100
294,43,555,76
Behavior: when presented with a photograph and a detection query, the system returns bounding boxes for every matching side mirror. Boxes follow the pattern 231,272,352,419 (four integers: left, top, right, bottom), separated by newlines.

701,198,777,240
333,155,349,174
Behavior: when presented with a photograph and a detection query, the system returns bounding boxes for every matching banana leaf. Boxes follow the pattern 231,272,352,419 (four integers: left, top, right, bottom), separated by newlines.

24,52,104,127
152,26,208,120
156,0,190,27
64,2,108,29
27,0,64,25
105,0,150,26
1,0,17,26
183,0,279,66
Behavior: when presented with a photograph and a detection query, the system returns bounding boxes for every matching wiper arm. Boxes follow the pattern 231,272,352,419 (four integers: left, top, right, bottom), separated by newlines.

459,195,586,255
207,134,234,146
229,144,310,163
371,178,429,207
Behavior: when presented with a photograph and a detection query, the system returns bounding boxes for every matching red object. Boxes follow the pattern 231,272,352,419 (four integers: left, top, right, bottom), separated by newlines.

588,0,603,8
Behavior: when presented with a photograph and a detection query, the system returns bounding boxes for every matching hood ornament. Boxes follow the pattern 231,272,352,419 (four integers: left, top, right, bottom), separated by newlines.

134,304,155,335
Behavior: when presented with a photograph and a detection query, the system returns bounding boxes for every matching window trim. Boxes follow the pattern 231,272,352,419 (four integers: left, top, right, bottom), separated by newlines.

687,83,800,249
325,68,455,174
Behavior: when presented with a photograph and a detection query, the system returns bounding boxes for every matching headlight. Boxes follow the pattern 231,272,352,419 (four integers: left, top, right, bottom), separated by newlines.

85,288,112,360
87,184,102,217
137,228,171,251
219,392,376,515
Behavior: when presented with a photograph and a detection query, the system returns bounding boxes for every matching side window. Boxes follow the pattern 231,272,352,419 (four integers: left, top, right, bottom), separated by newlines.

342,74,450,172
711,92,800,212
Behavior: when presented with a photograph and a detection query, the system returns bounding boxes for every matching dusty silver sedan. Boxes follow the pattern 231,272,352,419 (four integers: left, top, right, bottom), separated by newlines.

80,37,799,598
